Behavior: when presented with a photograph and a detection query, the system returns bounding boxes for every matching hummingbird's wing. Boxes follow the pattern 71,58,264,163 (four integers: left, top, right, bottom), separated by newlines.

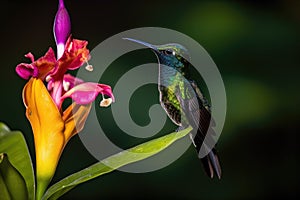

177,80,212,139
176,80,221,179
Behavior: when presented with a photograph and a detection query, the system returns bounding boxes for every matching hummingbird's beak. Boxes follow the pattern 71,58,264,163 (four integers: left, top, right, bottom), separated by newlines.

123,38,158,51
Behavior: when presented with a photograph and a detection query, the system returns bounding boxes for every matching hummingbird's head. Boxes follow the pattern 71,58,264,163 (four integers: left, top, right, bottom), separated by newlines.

123,38,191,75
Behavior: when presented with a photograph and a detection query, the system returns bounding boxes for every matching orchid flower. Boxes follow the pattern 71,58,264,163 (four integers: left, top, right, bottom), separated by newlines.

15,0,114,199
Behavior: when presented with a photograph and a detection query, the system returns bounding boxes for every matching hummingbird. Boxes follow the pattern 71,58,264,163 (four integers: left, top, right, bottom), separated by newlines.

124,38,222,179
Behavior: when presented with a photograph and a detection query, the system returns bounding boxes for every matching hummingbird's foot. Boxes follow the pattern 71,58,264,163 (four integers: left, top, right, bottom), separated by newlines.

176,126,184,132
189,133,197,147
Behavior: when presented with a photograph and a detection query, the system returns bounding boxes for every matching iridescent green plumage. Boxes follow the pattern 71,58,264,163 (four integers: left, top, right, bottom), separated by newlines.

124,38,222,179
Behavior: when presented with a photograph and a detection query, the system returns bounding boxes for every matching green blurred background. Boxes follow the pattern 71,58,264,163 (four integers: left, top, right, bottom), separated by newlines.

1,0,299,199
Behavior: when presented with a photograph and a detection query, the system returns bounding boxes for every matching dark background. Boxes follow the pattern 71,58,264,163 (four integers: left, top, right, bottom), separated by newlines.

1,0,299,199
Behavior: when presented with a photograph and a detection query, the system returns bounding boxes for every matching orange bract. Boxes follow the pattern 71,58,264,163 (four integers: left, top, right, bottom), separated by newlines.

22,78,91,190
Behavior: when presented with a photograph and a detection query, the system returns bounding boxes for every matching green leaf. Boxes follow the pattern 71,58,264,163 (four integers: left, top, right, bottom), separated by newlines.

0,154,12,200
42,126,193,200
0,153,28,200
0,122,35,200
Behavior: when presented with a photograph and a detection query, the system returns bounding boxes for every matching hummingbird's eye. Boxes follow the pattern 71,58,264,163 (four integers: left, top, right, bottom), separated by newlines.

164,49,175,56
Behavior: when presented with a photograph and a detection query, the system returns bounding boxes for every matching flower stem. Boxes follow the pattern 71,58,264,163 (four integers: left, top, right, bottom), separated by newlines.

36,177,49,200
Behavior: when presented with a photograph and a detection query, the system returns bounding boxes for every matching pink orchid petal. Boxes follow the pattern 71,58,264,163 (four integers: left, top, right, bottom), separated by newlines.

47,74,84,94
60,82,114,105
34,48,57,80
61,38,90,70
47,78,54,91
63,74,84,90
51,37,90,80
15,48,57,80
97,84,115,102
16,53,38,79
53,0,71,59
16,62,37,80
25,52,35,63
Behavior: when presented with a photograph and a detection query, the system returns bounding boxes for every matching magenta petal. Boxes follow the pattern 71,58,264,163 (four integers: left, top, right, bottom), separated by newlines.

60,82,114,105
47,78,54,91
16,63,38,80
66,89,98,105
63,74,84,90
25,52,35,63
15,52,38,79
16,48,56,80
54,7,70,45
53,0,71,59
97,84,115,102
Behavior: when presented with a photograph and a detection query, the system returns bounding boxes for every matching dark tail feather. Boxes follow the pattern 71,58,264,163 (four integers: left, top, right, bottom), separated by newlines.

200,148,222,179
191,131,222,179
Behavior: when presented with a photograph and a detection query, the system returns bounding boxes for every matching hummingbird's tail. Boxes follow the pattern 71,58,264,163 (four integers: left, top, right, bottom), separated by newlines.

200,148,222,179
192,132,222,179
